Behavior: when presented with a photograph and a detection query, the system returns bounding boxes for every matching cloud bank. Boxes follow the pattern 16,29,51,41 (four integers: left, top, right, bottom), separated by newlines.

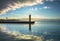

0,0,43,14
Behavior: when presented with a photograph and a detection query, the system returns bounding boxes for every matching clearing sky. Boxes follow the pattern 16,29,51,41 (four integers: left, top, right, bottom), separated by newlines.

0,0,60,19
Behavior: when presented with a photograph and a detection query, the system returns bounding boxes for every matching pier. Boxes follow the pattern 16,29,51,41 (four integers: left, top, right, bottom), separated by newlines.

0,15,35,31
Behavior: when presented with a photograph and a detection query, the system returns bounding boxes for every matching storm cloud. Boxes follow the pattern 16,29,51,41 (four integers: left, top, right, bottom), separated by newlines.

0,0,43,14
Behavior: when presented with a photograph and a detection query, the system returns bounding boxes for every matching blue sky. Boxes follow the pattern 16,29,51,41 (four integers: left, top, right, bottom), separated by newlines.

0,0,60,19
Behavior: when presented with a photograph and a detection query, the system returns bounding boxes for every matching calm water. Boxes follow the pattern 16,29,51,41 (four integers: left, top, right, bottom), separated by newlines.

0,20,60,41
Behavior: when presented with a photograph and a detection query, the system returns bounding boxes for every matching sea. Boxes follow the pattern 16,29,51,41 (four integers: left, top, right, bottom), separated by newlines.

0,19,60,41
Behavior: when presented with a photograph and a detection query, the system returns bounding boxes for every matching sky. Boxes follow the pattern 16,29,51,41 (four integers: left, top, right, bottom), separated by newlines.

0,0,60,19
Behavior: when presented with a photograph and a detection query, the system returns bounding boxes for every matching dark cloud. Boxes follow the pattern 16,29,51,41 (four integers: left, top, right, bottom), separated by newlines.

0,0,43,14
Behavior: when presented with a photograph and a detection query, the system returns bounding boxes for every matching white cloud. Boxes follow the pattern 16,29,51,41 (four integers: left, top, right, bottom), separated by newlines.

46,0,54,2
40,1,44,4
30,6,50,11
30,7,39,11
0,0,43,14
43,6,50,9
34,8,38,10
30,6,50,10
31,8,34,10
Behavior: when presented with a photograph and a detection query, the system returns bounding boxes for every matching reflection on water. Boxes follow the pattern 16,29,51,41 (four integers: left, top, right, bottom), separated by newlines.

0,20,60,41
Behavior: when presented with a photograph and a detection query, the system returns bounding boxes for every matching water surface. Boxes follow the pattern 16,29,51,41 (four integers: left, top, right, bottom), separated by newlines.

0,20,60,41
